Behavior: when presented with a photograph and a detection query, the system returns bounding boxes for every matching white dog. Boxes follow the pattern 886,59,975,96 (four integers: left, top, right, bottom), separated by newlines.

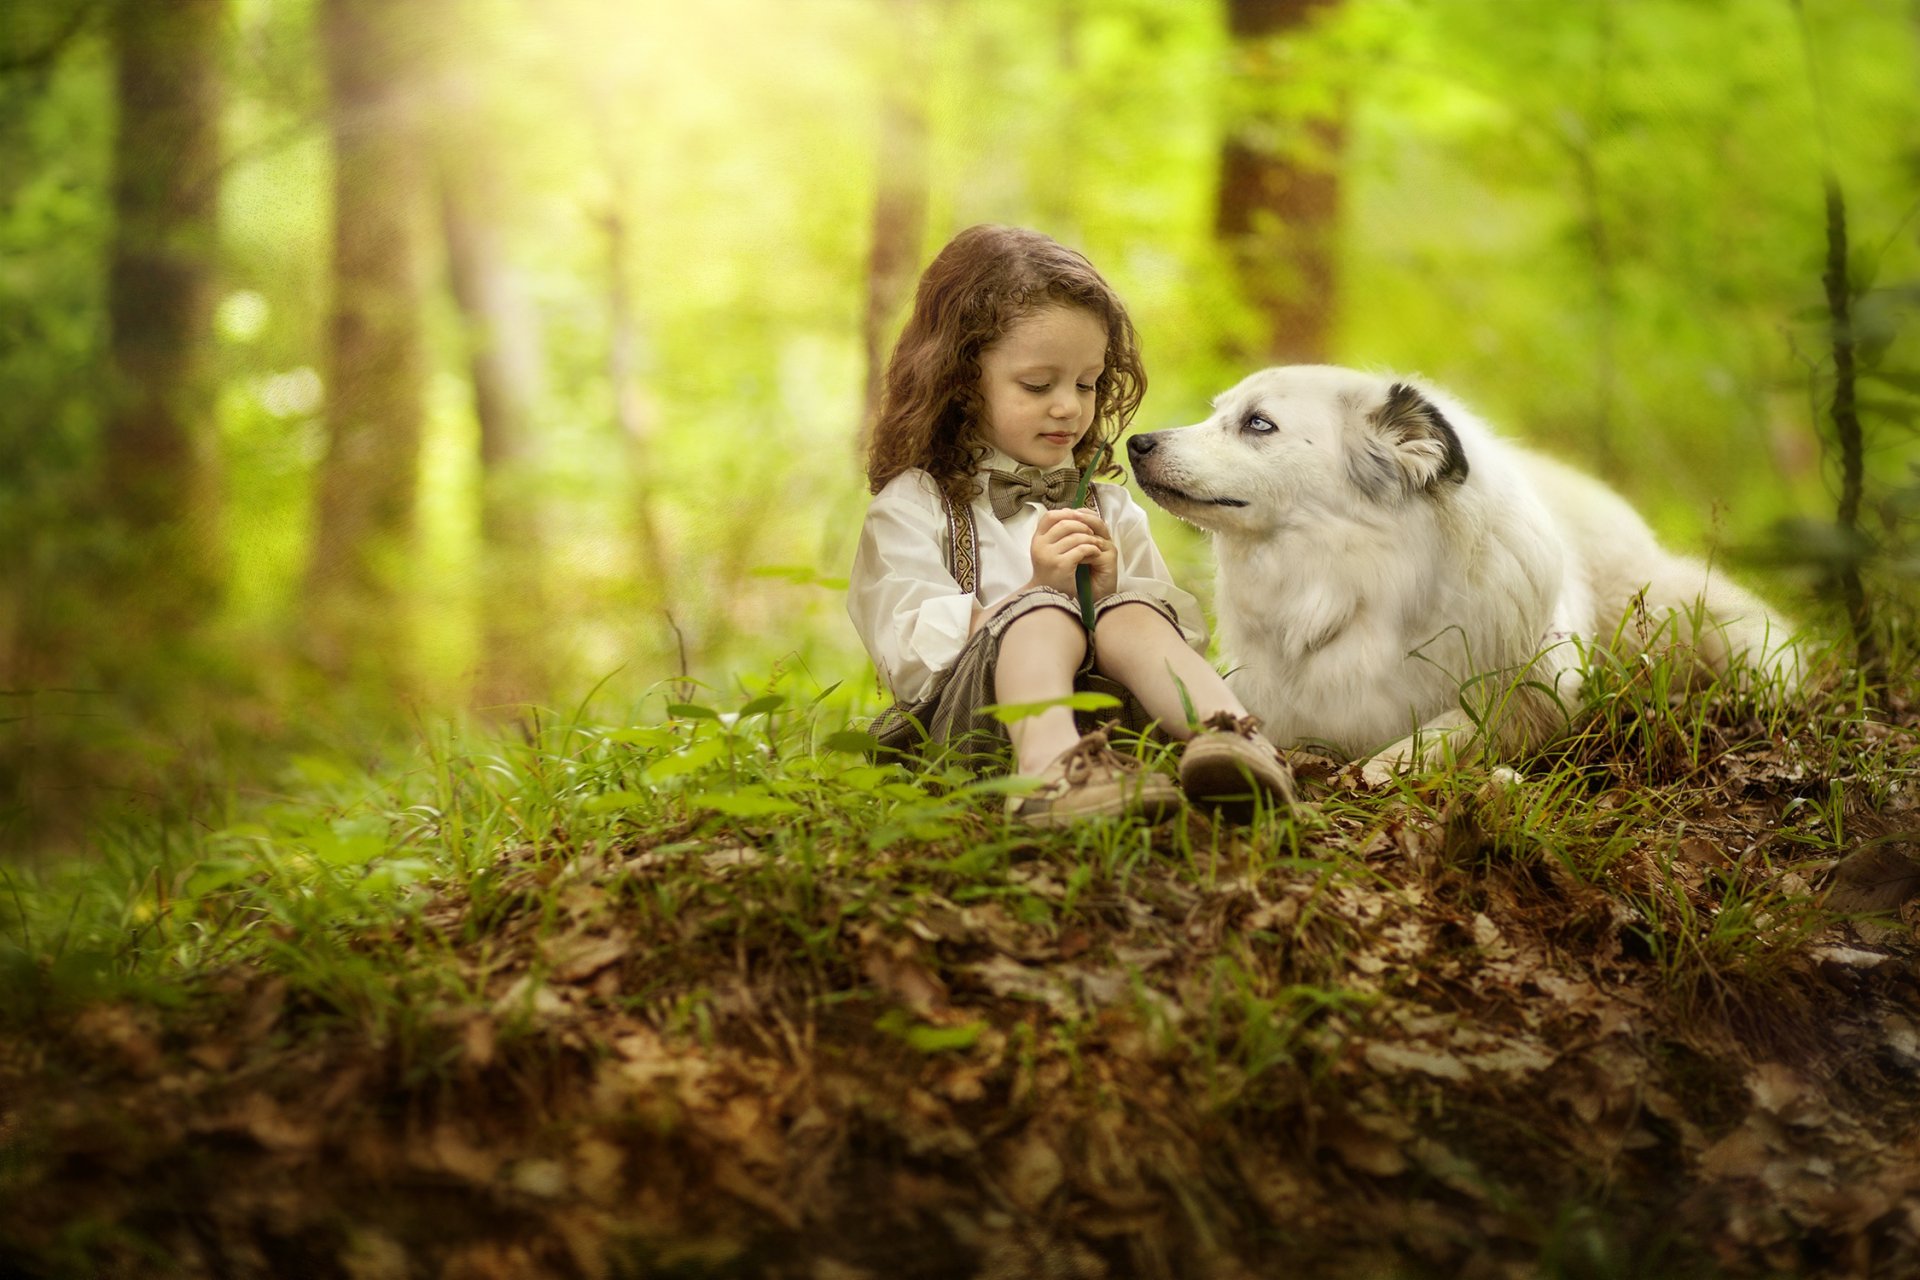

1128,365,1798,781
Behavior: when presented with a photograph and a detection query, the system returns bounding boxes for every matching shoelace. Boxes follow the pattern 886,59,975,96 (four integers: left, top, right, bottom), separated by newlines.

1199,710,1265,738
1056,728,1143,786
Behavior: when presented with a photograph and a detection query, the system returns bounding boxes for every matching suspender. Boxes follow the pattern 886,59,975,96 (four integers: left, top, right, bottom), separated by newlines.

936,482,1098,598
940,487,979,595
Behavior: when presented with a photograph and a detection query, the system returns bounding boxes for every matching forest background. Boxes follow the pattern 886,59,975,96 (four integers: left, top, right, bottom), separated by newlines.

3,0,1919,857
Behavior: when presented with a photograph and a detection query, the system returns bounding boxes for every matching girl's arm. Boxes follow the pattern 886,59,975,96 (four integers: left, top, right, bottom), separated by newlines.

847,474,978,703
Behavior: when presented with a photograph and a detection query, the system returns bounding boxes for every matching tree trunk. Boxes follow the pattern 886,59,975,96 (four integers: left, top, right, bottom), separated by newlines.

102,0,225,625
1214,0,1344,367
1820,176,1878,678
439,153,549,709
304,0,429,679
599,190,672,597
858,0,932,452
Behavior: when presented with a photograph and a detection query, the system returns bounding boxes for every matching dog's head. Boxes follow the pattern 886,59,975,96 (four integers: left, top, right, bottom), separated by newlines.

1128,365,1470,536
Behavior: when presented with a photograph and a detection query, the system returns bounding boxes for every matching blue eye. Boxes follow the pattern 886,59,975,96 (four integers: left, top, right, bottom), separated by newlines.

1244,414,1278,434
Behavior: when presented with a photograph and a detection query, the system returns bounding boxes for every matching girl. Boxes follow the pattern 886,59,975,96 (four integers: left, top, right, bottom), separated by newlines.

848,225,1293,826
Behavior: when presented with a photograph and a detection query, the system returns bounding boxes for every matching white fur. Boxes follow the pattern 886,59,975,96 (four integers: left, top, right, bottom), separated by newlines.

1129,365,1797,778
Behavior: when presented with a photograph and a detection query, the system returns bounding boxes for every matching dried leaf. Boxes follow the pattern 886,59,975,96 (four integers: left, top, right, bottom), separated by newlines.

234,1093,319,1152
463,1015,497,1069
508,1157,569,1199
1826,837,1920,914
861,940,948,1017
544,929,632,983
187,1041,237,1073
1748,1063,1829,1128
572,1137,625,1205
713,1155,800,1228
1000,1130,1065,1210
964,954,1079,1019
1319,1114,1409,1177
1364,1041,1469,1082
70,1005,163,1079
420,1125,500,1185
1700,1124,1773,1179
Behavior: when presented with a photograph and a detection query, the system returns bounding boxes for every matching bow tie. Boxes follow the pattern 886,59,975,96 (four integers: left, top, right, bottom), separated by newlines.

985,466,1082,520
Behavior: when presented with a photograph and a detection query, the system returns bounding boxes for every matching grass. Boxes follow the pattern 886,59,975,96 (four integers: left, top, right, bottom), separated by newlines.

2,637,1918,1277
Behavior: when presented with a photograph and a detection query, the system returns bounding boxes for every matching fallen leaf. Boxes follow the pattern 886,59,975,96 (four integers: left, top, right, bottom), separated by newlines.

419,1125,500,1185
1826,836,1920,914
1364,1041,1469,1082
965,954,1079,1019
1001,1130,1065,1210
1318,1114,1409,1177
1747,1063,1828,1128
713,1155,800,1228
544,929,632,983
508,1157,569,1199
187,1041,237,1073
340,1229,410,1280
70,1005,163,1078
573,1137,625,1205
1700,1124,1773,1179
235,1092,320,1152
861,942,948,1017
702,844,764,875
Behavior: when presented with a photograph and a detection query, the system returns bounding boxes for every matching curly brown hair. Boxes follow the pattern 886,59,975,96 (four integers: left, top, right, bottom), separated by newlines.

865,225,1143,507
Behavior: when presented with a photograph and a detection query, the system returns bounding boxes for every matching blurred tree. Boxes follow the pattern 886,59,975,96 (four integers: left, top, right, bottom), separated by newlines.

441,157,550,709
1561,0,1620,477
303,0,429,680
857,0,933,451
598,173,672,598
1215,0,1343,366
102,0,226,626
430,9,551,710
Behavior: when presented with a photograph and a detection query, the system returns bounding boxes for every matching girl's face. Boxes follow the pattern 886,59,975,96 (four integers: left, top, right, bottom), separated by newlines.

976,305,1108,470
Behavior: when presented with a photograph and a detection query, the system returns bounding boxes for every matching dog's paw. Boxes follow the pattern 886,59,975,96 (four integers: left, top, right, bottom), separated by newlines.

1356,756,1401,790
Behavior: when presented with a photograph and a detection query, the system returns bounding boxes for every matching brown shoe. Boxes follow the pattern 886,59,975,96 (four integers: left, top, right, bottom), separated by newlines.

1008,728,1183,828
1179,712,1296,816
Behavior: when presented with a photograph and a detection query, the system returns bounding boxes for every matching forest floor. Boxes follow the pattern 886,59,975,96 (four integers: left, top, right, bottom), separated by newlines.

4,658,1920,1279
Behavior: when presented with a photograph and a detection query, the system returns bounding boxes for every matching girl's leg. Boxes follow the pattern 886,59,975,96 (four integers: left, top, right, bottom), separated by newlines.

1092,601,1248,739
994,603,1090,774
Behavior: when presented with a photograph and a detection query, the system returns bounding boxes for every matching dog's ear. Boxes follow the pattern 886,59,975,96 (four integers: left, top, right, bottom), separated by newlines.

1349,382,1469,498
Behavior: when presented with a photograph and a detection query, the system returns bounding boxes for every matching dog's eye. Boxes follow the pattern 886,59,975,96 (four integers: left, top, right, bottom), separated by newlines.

1243,414,1278,435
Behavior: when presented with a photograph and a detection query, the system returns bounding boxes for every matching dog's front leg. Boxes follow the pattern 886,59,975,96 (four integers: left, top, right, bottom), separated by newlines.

1358,713,1479,787
1359,650,1586,786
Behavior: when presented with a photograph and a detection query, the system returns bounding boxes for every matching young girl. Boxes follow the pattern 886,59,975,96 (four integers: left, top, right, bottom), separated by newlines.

848,225,1293,826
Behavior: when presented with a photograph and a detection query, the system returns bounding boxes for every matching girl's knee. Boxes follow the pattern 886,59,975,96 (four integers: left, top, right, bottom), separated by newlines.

998,595,1086,648
1001,589,1082,631
1094,599,1173,642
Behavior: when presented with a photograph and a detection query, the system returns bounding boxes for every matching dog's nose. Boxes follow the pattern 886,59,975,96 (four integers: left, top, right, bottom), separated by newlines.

1128,433,1158,459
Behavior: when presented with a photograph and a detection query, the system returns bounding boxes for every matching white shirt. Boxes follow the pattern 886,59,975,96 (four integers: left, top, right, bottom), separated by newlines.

848,449,1209,701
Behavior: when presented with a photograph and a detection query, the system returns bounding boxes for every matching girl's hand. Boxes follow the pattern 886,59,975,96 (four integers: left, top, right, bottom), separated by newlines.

1027,509,1117,598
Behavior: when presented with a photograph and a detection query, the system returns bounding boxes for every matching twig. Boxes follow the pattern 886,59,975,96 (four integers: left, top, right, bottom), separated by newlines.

664,610,695,704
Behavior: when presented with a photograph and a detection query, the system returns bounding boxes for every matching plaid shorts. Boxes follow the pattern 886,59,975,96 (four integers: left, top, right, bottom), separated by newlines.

868,588,1183,770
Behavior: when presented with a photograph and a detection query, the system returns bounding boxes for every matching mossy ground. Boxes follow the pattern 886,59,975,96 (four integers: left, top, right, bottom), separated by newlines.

3,649,1919,1279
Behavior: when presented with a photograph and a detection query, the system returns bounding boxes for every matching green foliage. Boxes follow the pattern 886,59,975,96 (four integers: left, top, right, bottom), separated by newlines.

2,0,1918,853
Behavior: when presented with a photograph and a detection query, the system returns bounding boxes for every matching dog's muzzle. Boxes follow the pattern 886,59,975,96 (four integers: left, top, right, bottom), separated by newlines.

1127,431,1247,508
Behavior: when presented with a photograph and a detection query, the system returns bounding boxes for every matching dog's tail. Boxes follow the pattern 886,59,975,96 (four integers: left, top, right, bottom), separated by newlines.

1616,555,1803,694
